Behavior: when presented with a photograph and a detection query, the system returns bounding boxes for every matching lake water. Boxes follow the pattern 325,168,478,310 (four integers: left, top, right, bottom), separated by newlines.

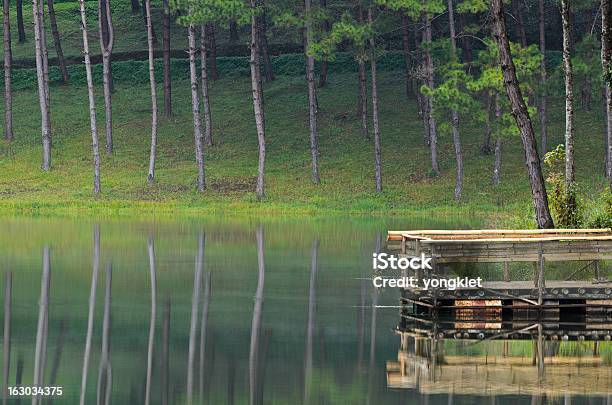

0,216,610,404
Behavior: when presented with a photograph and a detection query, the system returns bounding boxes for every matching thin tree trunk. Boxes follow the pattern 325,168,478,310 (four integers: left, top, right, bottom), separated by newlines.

305,0,321,184
561,0,575,188
539,0,547,156
368,8,382,193
32,247,50,405
482,91,492,154
47,0,68,83
207,23,218,81
38,0,50,131
602,0,612,185
80,0,101,194
448,0,463,201
80,226,100,405
96,263,112,405
3,0,13,141
3,272,11,405
318,0,329,87
162,0,171,118
144,238,157,405
141,0,156,44
401,13,411,97
200,25,213,147
33,0,51,171
99,0,114,154
250,2,266,199
491,0,554,229
357,4,368,138
493,94,503,185
424,13,440,176
145,0,158,184
259,8,274,82
188,25,205,192
512,0,527,47
186,233,204,405
250,226,265,405
16,0,25,42
415,19,430,146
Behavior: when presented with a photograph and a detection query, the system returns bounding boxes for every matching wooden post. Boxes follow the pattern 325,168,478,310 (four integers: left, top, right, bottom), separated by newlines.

538,245,545,307
503,262,510,282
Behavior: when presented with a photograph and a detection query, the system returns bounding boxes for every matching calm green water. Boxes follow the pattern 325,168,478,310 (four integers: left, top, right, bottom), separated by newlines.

0,217,610,404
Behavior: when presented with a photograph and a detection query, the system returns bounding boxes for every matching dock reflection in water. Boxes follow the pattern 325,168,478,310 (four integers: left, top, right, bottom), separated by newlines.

387,228,612,403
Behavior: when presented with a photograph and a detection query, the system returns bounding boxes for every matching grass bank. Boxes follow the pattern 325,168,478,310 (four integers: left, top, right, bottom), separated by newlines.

0,68,610,224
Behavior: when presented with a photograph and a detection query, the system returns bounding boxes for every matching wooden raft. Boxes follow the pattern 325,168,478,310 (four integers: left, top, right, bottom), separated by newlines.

387,228,612,263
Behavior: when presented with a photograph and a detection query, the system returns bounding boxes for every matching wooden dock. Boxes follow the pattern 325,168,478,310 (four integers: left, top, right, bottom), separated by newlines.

387,228,612,262
387,228,612,315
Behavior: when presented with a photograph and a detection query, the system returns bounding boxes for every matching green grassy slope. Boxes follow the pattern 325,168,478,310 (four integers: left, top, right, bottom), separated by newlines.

0,67,609,221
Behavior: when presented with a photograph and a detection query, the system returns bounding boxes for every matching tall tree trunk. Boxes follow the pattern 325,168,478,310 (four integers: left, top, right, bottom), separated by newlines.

424,13,440,176
415,19,429,145
189,25,205,192
131,0,139,14
491,0,554,229
357,4,368,138
145,0,158,184
250,2,266,199
492,93,503,185
144,238,157,405
207,23,218,81
512,0,527,47
539,0,547,156
186,233,204,405
368,8,382,193
16,0,25,42
162,0,171,118
47,0,68,83
447,0,463,201
80,0,101,194
305,0,321,184
482,91,492,154
38,0,50,126
561,0,575,188
141,0,156,44
229,19,239,42
318,0,330,87
80,227,100,405
99,0,114,154
200,25,213,147
3,0,13,141
401,13,412,97
33,0,51,171
602,0,612,185
259,7,274,82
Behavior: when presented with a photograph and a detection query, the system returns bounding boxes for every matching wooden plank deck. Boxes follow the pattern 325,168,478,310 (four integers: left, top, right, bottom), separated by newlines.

387,228,612,263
